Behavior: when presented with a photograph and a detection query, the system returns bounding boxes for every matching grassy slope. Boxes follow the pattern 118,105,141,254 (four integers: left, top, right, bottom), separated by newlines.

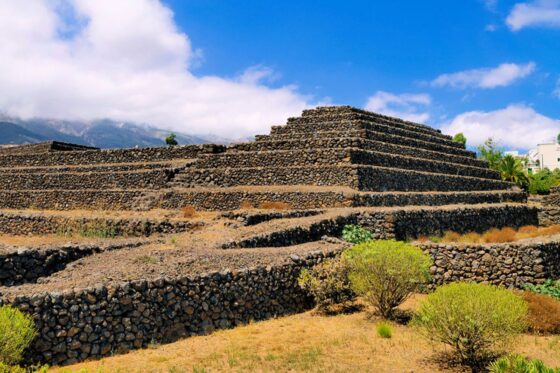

51,297,560,373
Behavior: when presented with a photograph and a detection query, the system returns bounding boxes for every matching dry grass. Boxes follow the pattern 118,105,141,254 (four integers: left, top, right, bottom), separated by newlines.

426,225,560,244
50,296,560,373
521,291,560,335
258,201,291,210
482,227,517,243
239,201,254,210
181,206,197,218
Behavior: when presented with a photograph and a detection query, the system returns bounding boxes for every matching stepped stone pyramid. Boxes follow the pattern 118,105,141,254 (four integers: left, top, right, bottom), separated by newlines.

165,105,524,210
0,105,527,214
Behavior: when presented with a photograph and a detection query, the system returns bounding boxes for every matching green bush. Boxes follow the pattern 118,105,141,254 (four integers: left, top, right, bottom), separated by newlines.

0,306,37,365
298,258,355,314
343,240,432,318
453,133,467,147
341,224,373,244
489,355,560,373
413,283,528,367
376,322,392,338
524,279,560,300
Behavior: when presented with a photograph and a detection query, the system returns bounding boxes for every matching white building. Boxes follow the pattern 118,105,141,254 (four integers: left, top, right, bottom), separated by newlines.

526,143,560,173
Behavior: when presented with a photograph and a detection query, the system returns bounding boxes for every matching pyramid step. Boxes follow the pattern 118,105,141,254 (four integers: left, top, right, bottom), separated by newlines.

173,165,512,192
0,188,527,211
291,111,450,141
256,129,475,158
0,161,183,174
157,188,527,210
196,148,500,180
300,106,439,135
0,169,175,190
271,120,462,149
230,137,486,168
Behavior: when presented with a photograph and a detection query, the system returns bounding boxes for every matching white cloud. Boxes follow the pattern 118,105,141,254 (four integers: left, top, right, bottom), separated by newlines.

364,91,431,123
440,105,560,150
507,0,560,31
0,0,312,138
431,62,536,89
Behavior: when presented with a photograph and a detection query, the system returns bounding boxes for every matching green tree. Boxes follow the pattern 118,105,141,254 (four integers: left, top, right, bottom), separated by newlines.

499,154,529,188
478,138,503,170
453,133,467,147
165,133,178,146
557,132,560,144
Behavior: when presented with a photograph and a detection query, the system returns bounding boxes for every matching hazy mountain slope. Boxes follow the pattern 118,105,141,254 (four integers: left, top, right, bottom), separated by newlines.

0,118,226,148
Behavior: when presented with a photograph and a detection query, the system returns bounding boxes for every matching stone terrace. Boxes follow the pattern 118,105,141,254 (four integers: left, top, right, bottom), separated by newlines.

0,105,544,366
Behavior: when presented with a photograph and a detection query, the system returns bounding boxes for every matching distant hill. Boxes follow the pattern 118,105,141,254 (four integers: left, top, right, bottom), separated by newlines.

0,117,231,148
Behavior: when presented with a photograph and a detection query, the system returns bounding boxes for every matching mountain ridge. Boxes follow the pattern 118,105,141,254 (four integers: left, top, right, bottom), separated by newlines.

0,117,232,149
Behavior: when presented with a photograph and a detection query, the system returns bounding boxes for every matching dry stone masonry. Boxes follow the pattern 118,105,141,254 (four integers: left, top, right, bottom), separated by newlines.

0,105,551,367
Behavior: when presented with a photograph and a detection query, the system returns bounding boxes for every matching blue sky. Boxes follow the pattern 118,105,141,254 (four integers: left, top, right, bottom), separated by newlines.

1,0,559,150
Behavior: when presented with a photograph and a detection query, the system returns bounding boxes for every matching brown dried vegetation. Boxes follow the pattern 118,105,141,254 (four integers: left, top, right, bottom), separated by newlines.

259,201,290,210
521,291,560,335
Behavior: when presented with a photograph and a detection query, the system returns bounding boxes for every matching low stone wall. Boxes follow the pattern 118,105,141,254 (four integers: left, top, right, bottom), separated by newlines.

0,241,146,286
0,212,198,237
417,238,560,288
389,204,538,239
220,210,323,226
224,205,537,249
1,251,338,366
0,169,175,190
0,190,144,210
0,144,224,167
0,141,96,155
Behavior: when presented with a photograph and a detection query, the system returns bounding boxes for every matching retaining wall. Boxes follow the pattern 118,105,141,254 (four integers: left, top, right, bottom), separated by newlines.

0,144,224,167
1,251,338,366
0,241,146,286
0,212,198,237
418,238,560,288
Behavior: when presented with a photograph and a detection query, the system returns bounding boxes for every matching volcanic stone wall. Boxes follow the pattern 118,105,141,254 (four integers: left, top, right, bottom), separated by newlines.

0,212,198,237
0,144,224,167
0,241,146,286
417,238,560,288
0,169,175,190
225,205,538,248
0,141,97,155
1,251,338,366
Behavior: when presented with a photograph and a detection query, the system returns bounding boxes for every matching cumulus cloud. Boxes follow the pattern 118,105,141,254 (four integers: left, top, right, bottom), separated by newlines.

440,105,560,150
507,0,560,31
0,0,313,138
364,91,431,123
431,62,536,89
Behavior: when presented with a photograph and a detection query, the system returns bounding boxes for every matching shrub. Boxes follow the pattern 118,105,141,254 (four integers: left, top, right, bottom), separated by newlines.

343,240,432,318
489,355,560,373
453,133,467,147
376,322,392,338
298,258,355,314
165,133,178,146
0,306,37,365
521,291,560,334
341,225,373,244
525,280,560,300
413,282,527,366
